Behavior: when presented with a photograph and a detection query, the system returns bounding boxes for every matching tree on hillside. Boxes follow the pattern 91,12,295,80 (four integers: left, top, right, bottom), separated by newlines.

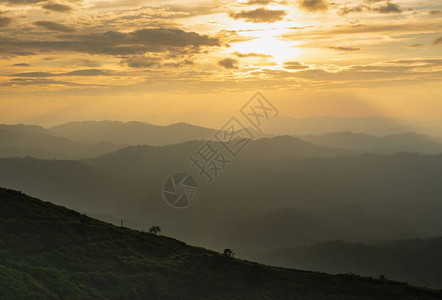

149,226,161,235
223,248,235,257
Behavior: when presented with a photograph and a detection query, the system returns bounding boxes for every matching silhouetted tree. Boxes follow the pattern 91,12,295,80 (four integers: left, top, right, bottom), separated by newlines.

223,248,235,257
149,226,161,235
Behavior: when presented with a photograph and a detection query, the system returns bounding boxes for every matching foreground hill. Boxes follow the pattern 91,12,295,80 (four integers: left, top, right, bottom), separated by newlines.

1,188,441,300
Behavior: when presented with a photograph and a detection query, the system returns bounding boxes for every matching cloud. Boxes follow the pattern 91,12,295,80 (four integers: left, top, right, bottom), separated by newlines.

2,78,84,87
283,62,308,70
405,44,425,48
218,58,239,69
328,46,360,51
338,1,401,15
298,0,328,12
429,10,441,15
233,52,272,58
42,2,73,12
13,63,30,66
246,0,274,4
0,28,222,57
388,59,442,66
64,69,109,76
373,1,401,14
123,56,161,68
433,37,442,45
70,59,102,67
0,16,11,27
0,0,44,4
338,5,365,15
283,21,442,38
34,21,74,32
10,72,53,77
10,69,110,77
229,8,286,23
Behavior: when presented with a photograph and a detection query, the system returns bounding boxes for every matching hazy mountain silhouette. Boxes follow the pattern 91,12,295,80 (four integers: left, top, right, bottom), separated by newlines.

1,136,442,289
0,124,121,159
2,121,440,160
264,116,413,136
301,131,442,154
49,120,219,145
1,187,441,300
0,121,254,159
1,137,441,239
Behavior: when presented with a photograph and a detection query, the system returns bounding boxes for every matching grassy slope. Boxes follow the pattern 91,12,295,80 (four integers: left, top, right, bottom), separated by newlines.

0,188,441,300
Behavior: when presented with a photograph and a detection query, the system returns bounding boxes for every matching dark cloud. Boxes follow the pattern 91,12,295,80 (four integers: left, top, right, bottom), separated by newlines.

10,69,110,77
34,21,74,32
71,59,101,67
283,62,308,70
218,58,239,69
299,0,328,12
233,52,272,58
64,69,108,76
429,10,441,15
2,78,84,87
229,8,286,23
164,59,194,68
0,16,11,27
338,1,401,15
338,5,365,15
0,28,222,57
123,56,161,68
123,56,194,68
433,37,442,45
328,46,360,51
10,72,53,77
13,63,30,66
0,0,44,4
42,2,73,12
373,1,401,14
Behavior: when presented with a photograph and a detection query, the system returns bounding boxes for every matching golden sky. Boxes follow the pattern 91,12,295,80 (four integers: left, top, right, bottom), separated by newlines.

0,0,441,127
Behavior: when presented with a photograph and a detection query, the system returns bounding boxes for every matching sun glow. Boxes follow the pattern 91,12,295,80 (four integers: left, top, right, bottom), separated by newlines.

230,36,302,65
228,21,304,66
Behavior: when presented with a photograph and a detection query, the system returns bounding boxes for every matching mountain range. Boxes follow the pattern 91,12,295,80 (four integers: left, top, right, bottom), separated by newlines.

1,120,441,160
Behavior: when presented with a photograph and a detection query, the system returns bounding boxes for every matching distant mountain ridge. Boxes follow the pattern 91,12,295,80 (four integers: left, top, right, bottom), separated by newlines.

0,124,121,160
1,119,441,159
49,120,219,145
0,121,221,159
301,131,442,154
264,116,414,136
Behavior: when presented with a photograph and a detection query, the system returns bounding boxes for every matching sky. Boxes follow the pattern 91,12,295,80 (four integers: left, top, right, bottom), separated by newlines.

0,0,441,127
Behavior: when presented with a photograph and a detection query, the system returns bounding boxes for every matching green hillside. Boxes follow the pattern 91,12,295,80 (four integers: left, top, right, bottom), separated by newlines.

0,188,441,300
